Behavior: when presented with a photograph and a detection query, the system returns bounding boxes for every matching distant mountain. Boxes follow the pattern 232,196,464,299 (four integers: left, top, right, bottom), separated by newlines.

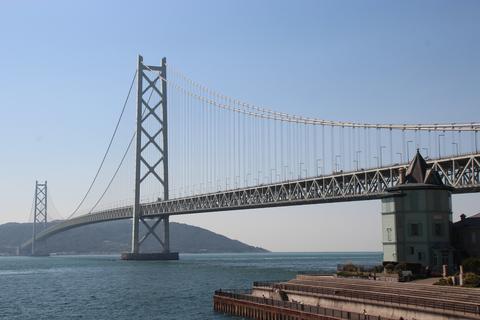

0,220,268,255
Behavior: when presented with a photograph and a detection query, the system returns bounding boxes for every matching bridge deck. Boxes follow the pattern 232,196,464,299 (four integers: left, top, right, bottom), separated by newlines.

21,153,480,250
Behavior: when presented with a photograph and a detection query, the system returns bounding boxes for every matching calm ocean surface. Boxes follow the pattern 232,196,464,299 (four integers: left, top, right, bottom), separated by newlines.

0,252,381,319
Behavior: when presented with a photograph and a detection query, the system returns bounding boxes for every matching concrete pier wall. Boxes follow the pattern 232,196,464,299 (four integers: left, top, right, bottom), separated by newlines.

214,291,393,320
252,288,478,320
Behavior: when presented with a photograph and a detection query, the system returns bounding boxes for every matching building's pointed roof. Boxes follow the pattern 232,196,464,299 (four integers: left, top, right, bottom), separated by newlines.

387,150,448,192
405,150,428,184
424,168,444,185
404,150,444,186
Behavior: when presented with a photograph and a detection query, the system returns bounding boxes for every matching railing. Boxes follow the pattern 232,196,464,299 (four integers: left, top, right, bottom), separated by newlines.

252,281,480,316
297,271,334,276
214,289,393,320
254,281,281,287
290,278,480,303
336,264,380,272
253,279,290,285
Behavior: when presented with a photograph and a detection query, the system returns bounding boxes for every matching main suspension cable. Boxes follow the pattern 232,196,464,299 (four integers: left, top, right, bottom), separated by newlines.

68,71,137,219
88,132,135,213
87,77,157,214
166,64,479,131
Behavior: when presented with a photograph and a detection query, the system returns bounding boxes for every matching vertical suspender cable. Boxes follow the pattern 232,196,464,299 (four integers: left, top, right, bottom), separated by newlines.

331,125,334,173
314,124,317,175
322,124,325,175
389,128,393,165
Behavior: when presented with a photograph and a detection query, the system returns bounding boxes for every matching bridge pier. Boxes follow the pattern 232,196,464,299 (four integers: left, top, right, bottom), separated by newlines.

30,239,50,257
121,253,178,260
121,215,178,260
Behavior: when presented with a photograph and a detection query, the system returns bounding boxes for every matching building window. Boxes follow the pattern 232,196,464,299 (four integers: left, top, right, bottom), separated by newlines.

442,252,449,265
386,228,392,241
410,223,421,237
418,252,423,261
434,223,443,237
409,247,415,255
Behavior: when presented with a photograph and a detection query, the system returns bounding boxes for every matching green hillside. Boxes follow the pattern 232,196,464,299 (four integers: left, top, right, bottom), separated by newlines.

0,220,268,255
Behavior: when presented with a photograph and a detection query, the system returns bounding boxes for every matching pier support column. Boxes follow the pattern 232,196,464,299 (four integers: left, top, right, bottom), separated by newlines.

122,55,178,261
121,215,178,260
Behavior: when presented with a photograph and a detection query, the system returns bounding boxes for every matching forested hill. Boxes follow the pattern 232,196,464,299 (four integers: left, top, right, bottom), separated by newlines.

0,220,268,255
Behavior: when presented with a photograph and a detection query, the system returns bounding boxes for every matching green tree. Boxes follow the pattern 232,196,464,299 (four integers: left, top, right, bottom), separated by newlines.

463,273,480,287
463,257,480,275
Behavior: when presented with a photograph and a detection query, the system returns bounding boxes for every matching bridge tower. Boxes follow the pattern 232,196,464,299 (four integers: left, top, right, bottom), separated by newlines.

121,55,178,260
31,180,48,256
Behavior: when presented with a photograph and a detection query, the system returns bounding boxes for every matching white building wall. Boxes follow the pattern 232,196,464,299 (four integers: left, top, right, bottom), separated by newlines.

381,188,452,269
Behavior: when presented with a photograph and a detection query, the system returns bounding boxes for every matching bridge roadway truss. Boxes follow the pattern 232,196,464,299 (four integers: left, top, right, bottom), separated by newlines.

21,152,480,250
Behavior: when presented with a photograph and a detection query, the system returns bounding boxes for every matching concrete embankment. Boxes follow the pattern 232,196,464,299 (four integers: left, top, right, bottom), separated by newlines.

214,275,480,320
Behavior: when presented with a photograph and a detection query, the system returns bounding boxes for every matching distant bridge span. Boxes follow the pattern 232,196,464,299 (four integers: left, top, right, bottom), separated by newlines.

21,153,480,251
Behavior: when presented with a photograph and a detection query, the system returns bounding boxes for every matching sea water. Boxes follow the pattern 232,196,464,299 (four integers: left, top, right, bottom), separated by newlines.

0,252,381,319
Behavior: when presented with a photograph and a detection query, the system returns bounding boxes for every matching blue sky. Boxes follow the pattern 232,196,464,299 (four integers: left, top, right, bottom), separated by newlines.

1,0,479,251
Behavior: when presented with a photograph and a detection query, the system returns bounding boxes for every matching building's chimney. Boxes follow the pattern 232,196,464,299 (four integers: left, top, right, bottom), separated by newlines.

399,167,406,184
460,214,466,221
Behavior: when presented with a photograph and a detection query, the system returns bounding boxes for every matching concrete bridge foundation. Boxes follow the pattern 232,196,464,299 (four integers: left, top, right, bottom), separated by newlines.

121,252,179,260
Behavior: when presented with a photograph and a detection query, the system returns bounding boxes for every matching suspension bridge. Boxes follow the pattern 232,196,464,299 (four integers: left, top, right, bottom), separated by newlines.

20,55,480,259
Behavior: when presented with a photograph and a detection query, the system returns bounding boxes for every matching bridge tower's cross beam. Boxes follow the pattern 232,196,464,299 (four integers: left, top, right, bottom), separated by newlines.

127,55,175,259
32,180,47,255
